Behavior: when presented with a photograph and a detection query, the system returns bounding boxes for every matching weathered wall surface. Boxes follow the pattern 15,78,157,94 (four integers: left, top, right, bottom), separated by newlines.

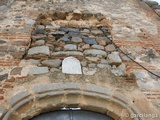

0,0,160,120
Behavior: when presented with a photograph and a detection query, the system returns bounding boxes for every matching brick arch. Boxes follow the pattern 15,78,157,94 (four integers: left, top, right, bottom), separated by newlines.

2,83,142,120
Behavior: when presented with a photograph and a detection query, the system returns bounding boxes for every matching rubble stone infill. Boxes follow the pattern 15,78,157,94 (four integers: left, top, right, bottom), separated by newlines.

17,10,125,77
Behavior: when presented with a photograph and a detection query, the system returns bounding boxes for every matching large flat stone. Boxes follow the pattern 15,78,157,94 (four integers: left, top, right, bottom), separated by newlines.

28,67,49,75
42,59,62,68
50,31,65,35
92,45,104,50
64,44,77,51
33,83,81,93
83,49,107,57
51,51,83,59
62,57,82,74
25,59,40,65
28,46,50,56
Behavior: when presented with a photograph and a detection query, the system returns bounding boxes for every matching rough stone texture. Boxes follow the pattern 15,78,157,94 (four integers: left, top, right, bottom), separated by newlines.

111,69,124,76
34,40,45,46
85,57,100,63
28,46,50,56
25,59,40,65
32,35,47,41
71,37,82,43
84,49,107,57
0,73,8,81
64,44,77,51
58,35,70,42
0,0,160,119
82,67,97,75
50,68,60,72
42,59,62,68
100,59,108,64
81,29,90,34
84,38,98,45
108,52,122,65
88,63,96,68
82,44,90,50
32,29,46,35
105,44,116,52
28,67,49,75
92,45,104,50
96,37,111,46
50,31,65,35
97,64,111,69
91,29,103,36
10,67,22,75
62,57,82,74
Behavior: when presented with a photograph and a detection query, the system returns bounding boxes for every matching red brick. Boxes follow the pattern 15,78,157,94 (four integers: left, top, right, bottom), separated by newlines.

3,84,14,89
10,41,29,46
0,96,4,100
0,60,20,66
0,89,4,94
5,77,15,82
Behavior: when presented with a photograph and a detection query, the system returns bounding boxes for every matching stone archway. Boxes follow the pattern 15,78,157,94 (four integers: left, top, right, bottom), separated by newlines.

2,83,142,120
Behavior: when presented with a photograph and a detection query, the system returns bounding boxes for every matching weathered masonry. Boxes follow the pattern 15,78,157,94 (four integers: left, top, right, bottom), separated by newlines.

0,0,160,120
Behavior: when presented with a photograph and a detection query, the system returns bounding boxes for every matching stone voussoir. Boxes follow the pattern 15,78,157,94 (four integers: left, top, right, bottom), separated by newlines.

8,90,30,107
32,83,81,93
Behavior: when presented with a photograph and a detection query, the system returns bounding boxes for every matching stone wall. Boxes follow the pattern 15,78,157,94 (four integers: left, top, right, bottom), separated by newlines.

0,0,160,120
